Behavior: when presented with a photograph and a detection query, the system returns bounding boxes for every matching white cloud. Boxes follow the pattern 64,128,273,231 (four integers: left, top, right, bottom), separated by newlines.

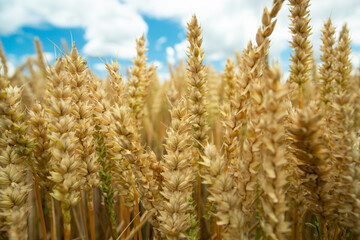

2,0,360,74
157,71,170,82
19,52,54,64
2,54,17,76
174,40,188,61
150,60,163,70
43,52,55,63
351,51,360,71
93,62,107,72
155,36,167,50
166,46,175,65
126,0,360,72
0,61,15,76
7,62,15,76
2,52,53,76
125,0,270,63
164,40,188,65
0,0,148,59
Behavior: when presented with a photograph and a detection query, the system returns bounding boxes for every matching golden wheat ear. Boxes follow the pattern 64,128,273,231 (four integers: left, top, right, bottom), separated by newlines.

0,59,34,240
319,18,336,107
259,64,291,239
288,101,337,238
64,44,101,240
157,98,195,238
235,1,285,232
186,15,209,151
329,28,359,234
185,15,210,238
200,143,244,239
334,23,352,94
221,56,242,170
127,34,151,128
289,0,313,109
45,58,82,240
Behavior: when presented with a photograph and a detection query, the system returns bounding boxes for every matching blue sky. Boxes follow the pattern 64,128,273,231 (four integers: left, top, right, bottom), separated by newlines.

0,17,187,78
1,0,360,80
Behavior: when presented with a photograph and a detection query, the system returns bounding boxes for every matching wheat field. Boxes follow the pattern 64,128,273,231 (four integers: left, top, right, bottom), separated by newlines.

0,0,359,239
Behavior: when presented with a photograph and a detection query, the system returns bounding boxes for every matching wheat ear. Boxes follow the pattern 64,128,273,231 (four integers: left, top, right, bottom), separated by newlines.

260,64,290,240
0,66,34,240
158,99,195,239
46,58,81,240
289,0,313,109
319,18,336,107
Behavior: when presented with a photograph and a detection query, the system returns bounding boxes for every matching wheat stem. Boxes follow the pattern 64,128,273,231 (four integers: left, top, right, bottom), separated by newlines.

79,191,89,239
34,179,48,240
87,190,96,240
62,208,71,240
132,184,142,240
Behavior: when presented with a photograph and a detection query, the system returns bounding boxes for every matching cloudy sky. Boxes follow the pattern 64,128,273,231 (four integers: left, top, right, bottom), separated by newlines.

1,0,360,80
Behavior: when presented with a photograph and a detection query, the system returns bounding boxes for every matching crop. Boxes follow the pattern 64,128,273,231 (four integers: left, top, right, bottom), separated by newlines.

0,0,359,239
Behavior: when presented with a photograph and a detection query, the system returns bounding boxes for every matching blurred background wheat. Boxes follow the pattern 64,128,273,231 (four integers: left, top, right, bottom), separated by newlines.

0,0,360,239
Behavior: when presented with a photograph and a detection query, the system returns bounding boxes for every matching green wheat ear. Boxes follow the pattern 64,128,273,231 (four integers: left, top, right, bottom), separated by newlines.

94,126,118,237
187,196,200,240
